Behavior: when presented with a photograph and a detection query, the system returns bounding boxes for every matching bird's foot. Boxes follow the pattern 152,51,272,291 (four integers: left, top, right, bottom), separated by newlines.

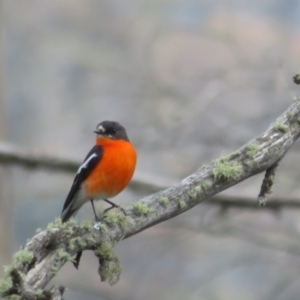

103,205,126,216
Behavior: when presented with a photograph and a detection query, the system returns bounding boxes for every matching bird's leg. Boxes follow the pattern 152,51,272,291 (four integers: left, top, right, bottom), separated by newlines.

103,199,127,243
90,199,101,222
103,199,126,215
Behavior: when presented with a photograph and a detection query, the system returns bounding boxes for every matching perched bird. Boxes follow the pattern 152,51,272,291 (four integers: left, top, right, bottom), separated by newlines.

61,121,137,223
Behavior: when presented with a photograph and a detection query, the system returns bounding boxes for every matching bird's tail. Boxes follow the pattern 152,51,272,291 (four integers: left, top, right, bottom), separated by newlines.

61,187,85,223
61,206,78,223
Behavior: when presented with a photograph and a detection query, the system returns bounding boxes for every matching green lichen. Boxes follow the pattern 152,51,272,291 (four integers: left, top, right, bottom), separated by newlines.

198,164,209,171
67,237,86,250
246,143,259,158
104,209,125,224
178,200,186,209
4,265,14,277
132,202,154,216
230,150,241,158
293,96,299,101
36,228,42,233
47,218,64,232
104,209,131,231
6,295,21,300
159,197,169,206
47,217,77,232
232,150,241,155
36,289,43,296
100,223,108,232
75,237,86,248
99,257,122,286
64,227,74,236
187,186,201,200
0,277,13,297
50,265,59,276
57,249,74,262
0,250,35,297
297,117,300,125
273,121,288,133
68,238,76,251
202,180,212,190
80,220,93,231
95,242,114,260
96,242,122,285
13,249,34,268
87,236,96,244
213,156,243,181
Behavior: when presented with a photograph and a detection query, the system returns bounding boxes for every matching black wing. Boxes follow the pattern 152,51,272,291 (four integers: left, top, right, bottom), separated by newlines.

61,145,103,215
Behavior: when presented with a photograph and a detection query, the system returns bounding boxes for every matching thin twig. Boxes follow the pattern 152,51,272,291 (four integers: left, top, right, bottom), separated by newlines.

257,164,278,206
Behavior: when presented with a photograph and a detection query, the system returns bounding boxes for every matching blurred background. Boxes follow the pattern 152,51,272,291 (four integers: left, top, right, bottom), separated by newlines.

1,0,300,299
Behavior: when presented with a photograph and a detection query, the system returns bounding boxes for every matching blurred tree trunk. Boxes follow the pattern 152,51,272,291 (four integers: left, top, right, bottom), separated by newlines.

0,0,13,276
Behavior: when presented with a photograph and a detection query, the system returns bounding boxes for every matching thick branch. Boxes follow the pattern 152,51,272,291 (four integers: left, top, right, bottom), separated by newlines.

0,142,299,209
2,100,300,299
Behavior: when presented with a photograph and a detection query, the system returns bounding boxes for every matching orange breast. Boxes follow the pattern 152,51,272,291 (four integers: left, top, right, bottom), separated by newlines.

84,138,137,199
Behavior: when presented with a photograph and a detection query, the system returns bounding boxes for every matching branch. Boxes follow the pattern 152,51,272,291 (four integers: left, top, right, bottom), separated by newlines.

1,100,300,299
0,142,299,210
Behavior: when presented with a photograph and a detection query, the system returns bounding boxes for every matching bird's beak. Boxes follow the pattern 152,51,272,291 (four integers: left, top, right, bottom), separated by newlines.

94,130,101,134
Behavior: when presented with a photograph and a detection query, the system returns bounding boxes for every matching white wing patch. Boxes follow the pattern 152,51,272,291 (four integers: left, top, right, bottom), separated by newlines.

77,153,97,174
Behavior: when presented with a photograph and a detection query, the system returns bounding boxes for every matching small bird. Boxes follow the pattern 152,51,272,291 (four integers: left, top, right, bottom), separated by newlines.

61,121,137,223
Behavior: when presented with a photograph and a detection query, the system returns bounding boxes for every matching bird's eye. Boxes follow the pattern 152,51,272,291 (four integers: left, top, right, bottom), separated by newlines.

111,128,117,134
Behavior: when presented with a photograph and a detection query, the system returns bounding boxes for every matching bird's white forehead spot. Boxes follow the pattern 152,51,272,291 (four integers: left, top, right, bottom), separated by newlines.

97,125,105,132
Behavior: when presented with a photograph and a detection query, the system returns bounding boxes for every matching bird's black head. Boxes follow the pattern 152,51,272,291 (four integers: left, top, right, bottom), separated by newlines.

94,121,129,141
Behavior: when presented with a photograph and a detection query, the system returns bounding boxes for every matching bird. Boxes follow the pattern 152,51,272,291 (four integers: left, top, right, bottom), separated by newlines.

61,120,137,223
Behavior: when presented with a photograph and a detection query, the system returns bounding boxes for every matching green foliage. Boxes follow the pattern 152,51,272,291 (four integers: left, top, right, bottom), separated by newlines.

213,156,243,181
